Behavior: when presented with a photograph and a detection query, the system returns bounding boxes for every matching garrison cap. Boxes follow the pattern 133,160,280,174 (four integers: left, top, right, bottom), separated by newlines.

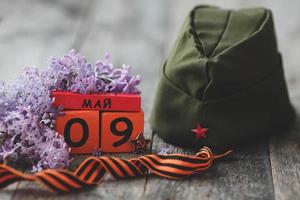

150,6,295,151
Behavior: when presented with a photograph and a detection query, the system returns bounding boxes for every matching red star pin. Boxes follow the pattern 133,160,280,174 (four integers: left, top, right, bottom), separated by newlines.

129,132,151,154
191,123,208,139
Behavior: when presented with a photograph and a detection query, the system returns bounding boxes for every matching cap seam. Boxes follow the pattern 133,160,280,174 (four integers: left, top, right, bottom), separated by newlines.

201,9,269,101
209,11,232,58
209,9,270,60
189,6,206,58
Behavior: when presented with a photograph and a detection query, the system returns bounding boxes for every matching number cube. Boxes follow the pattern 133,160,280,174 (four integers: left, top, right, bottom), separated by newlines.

101,111,144,153
55,110,100,154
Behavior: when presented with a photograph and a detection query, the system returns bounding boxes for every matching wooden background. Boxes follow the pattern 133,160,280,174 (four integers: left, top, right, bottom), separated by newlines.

0,0,299,199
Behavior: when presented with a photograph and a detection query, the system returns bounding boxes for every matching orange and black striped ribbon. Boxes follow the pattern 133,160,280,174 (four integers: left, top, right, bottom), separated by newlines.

0,147,232,193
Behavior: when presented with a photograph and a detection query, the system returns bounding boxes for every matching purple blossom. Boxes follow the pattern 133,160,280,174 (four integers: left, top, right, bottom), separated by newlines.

157,145,173,155
46,50,142,94
92,149,102,157
0,107,69,172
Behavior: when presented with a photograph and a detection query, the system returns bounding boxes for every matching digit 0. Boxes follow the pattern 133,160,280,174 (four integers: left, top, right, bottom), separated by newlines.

110,117,133,147
64,118,89,147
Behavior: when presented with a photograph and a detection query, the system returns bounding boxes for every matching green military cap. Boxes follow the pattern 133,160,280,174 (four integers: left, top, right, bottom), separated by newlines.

150,5,295,151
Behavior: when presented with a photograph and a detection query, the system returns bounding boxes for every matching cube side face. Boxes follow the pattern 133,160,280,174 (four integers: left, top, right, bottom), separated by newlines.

55,110,99,154
101,111,144,153
52,91,141,112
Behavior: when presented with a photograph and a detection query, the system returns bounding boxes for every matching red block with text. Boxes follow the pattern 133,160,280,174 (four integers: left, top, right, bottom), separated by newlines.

53,92,144,154
52,91,141,112
55,110,100,154
101,111,144,153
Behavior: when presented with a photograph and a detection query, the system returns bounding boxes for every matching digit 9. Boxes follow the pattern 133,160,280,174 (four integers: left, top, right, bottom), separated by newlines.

110,117,133,147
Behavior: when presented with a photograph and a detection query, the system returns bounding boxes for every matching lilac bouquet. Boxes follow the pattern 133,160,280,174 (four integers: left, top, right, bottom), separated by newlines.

46,50,141,94
0,50,141,171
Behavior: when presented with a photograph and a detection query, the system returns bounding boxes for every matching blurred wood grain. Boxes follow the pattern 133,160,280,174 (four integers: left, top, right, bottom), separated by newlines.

0,0,299,199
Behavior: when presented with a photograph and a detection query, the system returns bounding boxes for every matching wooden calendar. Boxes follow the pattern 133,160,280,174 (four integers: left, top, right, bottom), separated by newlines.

52,91,144,154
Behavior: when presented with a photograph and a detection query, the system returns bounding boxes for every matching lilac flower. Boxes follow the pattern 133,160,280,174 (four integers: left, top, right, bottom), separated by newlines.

157,145,173,155
92,149,102,157
47,49,141,94
31,130,70,172
4,67,53,115
0,107,69,172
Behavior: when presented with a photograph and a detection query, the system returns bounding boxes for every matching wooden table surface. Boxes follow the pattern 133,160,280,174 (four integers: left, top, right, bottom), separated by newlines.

0,0,299,199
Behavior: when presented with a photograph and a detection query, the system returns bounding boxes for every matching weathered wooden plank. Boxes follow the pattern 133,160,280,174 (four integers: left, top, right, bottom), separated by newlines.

0,0,95,199
266,1,300,198
144,134,274,200
0,184,20,200
269,94,300,200
267,1,300,197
